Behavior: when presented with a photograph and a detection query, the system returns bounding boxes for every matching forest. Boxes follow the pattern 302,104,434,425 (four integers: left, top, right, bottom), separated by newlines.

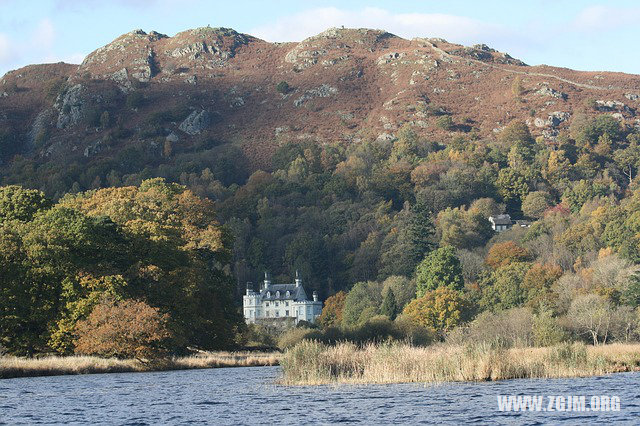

3,108,640,355
0,179,242,356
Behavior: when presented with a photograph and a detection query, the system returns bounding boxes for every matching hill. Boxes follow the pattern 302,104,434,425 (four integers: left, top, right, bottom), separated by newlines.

1,27,638,177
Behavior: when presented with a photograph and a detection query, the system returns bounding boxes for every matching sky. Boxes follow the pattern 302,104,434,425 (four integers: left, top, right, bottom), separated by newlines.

1,0,640,77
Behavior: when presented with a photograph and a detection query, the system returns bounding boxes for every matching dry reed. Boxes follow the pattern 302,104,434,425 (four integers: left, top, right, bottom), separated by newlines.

280,341,640,385
0,351,281,379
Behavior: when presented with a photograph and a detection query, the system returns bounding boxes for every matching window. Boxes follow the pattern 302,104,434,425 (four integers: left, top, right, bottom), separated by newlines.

267,291,271,298
275,302,279,307
285,301,289,306
265,302,269,307
286,310,289,316
276,311,279,317
276,291,280,298
286,291,290,297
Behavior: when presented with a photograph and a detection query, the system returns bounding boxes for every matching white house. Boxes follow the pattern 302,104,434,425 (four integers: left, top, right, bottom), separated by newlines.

243,271,322,324
489,214,513,232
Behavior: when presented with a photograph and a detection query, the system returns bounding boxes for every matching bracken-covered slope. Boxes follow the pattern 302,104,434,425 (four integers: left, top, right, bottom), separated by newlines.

1,26,639,176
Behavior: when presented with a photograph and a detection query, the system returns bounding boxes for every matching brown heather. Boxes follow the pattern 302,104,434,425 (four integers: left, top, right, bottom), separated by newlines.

280,341,640,385
0,352,280,379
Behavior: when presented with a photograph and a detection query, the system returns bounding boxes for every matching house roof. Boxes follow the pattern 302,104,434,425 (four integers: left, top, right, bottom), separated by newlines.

490,214,512,225
261,284,308,302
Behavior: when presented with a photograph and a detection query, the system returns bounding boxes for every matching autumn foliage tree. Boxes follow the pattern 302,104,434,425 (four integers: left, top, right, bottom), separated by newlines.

486,241,532,269
75,298,173,359
317,291,347,328
402,287,472,337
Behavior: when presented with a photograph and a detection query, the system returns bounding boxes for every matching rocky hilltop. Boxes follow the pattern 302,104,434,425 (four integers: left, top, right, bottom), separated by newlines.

1,26,639,177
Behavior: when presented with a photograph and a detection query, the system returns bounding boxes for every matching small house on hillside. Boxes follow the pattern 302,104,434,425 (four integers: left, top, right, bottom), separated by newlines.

489,214,512,232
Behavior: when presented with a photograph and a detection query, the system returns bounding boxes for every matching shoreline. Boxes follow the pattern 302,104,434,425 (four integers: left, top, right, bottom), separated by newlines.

0,351,281,380
279,341,640,386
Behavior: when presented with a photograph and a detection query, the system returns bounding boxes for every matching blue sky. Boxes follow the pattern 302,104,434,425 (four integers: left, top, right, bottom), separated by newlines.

1,0,640,77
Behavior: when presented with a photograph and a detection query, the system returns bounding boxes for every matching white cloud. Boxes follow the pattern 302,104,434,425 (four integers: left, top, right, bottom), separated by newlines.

250,6,512,46
573,5,640,31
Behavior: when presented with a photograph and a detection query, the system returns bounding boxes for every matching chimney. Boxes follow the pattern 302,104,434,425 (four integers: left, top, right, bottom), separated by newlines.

312,291,318,302
295,270,302,288
263,271,271,290
246,282,253,295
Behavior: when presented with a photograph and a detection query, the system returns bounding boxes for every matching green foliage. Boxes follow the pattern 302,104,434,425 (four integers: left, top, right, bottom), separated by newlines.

480,262,531,311
0,186,51,223
0,179,242,355
533,308,566,347
415,247,464,296
342,281,384,327
381,289,398,320
522,191,553,219
276,81,291,94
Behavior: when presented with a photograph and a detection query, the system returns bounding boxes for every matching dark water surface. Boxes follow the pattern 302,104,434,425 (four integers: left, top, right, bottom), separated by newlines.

1,366,638,425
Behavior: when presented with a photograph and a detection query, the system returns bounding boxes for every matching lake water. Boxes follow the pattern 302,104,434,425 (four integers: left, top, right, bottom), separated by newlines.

1,367,638,425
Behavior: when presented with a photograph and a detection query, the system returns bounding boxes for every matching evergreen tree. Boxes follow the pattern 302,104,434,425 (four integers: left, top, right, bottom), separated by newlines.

381,289,399,320
409,199,436,264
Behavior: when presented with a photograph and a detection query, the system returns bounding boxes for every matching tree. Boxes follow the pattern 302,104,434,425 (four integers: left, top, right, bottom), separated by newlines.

522,191,552,219
0,186,51,223
381,289,399,320
437,206,492,249
532,308,566,346
498,120,533,147
614,141,640,185
522,263,562,309
480,262,531,311
496,168,529,212
408,199,436,264
485,241,532,269
381,275,416,311
415,247,464,296
402,287,472,337
342,281,384,327
75,298,173,359
317,291,346,328
567,294,613,345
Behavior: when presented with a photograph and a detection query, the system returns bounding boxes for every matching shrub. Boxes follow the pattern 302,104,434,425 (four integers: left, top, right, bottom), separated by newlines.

74,299,174,359
436,115,454,131
276,81,291,94
546,342,587,368
447,307,534,348
533,309,566,346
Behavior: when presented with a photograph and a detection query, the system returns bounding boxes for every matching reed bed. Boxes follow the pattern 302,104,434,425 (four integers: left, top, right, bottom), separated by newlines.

1,351,281,379
280,341,640,385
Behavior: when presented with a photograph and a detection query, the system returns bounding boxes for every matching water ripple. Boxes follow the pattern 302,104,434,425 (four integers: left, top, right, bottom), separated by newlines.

1,367,638,425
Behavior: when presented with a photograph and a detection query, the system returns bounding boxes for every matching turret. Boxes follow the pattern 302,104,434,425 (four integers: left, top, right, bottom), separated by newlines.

313,291,318,302
295,270,302,287
263,271,271,290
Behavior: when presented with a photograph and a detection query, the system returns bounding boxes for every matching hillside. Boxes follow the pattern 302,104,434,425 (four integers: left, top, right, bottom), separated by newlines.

2,26,640,303
1,27,639,177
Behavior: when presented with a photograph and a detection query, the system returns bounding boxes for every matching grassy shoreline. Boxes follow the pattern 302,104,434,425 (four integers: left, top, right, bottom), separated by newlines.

0,351,281,379
280,341,640,385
